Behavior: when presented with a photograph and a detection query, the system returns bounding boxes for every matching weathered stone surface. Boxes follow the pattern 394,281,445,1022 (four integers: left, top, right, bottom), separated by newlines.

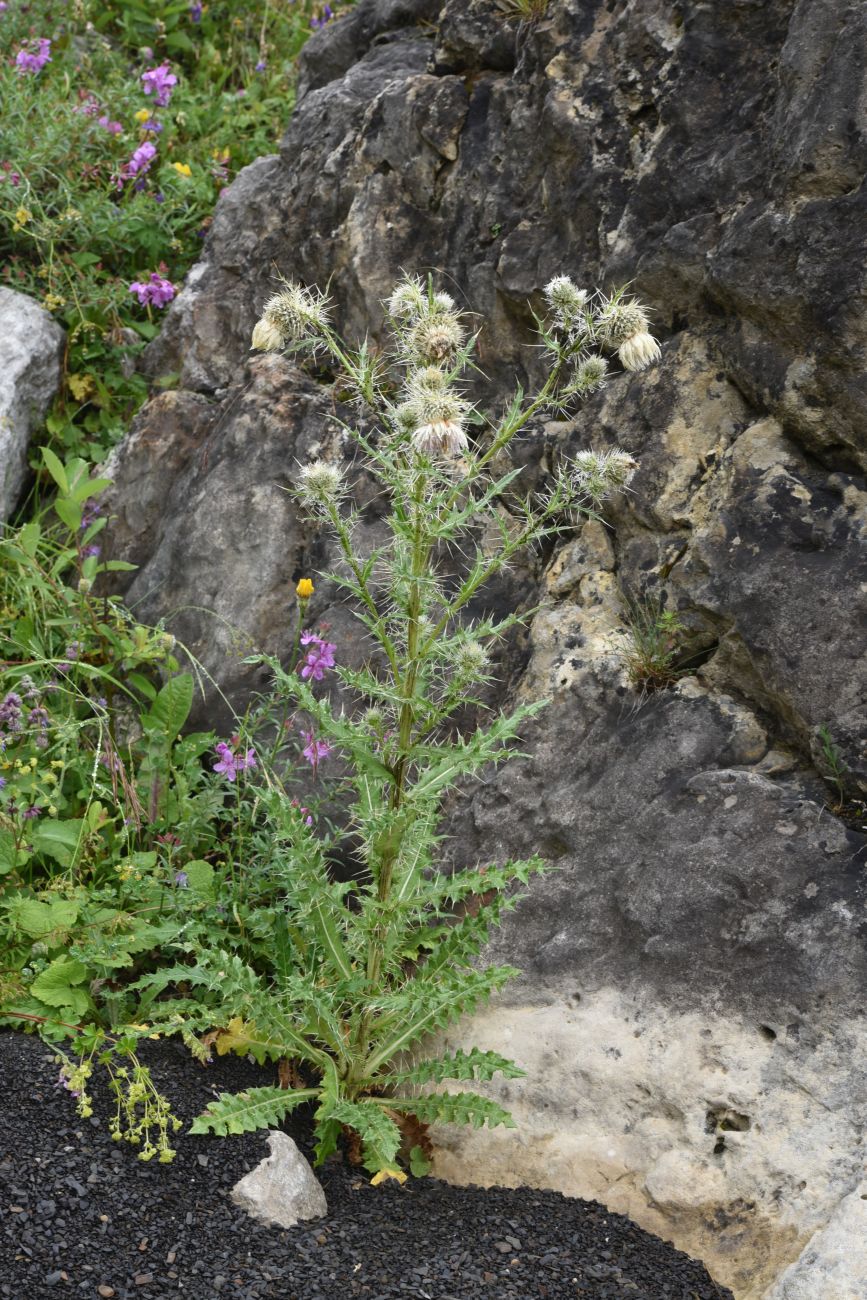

103,2,867,1296
763,1180,867,1300
0,288,65,521
230,1130,327,1229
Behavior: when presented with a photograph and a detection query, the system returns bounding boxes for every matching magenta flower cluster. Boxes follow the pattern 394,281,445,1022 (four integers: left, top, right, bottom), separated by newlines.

128,271,176,307
141,63,177,108
16,39,52,75
213,741,257,782
300,631,337,681
301,731,332,768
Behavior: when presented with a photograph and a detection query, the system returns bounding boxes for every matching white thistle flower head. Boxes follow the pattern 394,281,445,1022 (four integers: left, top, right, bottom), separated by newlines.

572,448,639,502
259,282,331,345
575,354,609,392
544,275,588,321
387,276,427,321
431,291,456,314
408,312,466,365
298,458,344,508
595,295,650,347
407,385,467,429
411,418,468,457
453,638,490,680
251,316,285,352
618,331,661,372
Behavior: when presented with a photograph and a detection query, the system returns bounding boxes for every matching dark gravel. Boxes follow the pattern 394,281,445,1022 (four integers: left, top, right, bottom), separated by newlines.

0,1031,733,1300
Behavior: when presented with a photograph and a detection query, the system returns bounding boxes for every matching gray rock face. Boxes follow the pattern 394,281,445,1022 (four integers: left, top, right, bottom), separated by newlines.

0,289,65,521
763,1181,867,1300
104,2,867,1295
230,1131,327,1229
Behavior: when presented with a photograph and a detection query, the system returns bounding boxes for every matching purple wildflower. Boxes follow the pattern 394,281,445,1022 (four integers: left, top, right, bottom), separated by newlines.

141,62,177,108
301,731,332,769
174,870,189,888
16,38,52,75
80,504,103,529
0,777,6,790
299,631,337,682
97,115,123,135
0,692,23,733
141,118,163,133
128,272,176,308
189,1,203,20
310,6,334,30
212,742,257,783
119,140,157,187
0,4,8,14
28,706,49,731
83,543,101,558
255,59,267,72
22,805,41,820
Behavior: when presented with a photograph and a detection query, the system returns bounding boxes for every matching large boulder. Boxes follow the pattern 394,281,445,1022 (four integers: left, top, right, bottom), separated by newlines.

0,289,65,521
103,2,867,1296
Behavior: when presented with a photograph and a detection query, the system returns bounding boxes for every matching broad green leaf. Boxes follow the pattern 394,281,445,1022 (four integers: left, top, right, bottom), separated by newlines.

31,958,89,1015
183,859,215,897
41,447,68,494
0,829,17,875
310,896,354,980
18,521,41,557
13,896,79,937
54,497,82,532
150,673,193,739
31,819,86,867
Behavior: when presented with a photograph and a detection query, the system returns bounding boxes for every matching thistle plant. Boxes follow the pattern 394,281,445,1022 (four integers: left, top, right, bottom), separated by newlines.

151,273,660,1179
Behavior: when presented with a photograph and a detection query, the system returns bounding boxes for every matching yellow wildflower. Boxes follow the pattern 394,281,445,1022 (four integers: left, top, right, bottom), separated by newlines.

13,207,32,231
51,760,65,769
134,108,150,123
296,578,314,600
68,374,94,401
172,162,192,177
370,1168,408,1186
44,293,66,312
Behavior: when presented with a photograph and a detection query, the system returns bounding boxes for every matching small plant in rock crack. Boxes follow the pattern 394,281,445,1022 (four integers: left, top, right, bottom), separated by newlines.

618,591,688,693
141,273,661,1180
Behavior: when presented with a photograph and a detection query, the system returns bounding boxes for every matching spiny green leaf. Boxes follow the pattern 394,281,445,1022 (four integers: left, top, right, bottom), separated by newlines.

385,1090,516,1130
190,1086,317,1137
387,1048,525,1087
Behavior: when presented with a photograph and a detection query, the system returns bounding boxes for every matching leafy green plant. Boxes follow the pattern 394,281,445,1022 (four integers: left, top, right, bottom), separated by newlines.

618,591,688,692
0,0,352,463
130,272,663,1178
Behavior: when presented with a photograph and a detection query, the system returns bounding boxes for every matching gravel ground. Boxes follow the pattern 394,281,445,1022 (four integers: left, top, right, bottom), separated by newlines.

0,1031,733,1300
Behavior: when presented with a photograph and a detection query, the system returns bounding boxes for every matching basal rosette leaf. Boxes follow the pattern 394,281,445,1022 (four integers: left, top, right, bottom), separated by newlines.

190,1086,317,1137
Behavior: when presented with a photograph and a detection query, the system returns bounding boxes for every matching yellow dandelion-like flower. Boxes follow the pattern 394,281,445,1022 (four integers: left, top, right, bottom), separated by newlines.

296,578,314,599
134,108,150,124
172,162,192,177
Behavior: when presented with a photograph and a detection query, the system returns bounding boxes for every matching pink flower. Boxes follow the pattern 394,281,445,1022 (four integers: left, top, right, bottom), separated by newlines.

98,115,123,135
141,62,177,108
299,631,337,682
301,731,332,769
212,741,257,782
118,140,157,188
129,272,176,308
16,38,51,74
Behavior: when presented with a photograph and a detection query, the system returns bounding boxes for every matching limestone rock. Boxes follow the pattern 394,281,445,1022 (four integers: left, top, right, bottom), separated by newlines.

101,2,867,1296
0,288,65,521
762,1182,867,1300
230,1131,327,1230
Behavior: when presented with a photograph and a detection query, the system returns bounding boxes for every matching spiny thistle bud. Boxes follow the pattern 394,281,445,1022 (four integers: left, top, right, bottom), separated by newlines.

393,401,419,436
595,295,650,347
571,448,638,503
431,291,456,314
453,638,490,680
618,331,662,372
299,459,344,508
575,354,609,392
407,366,451,397
544,275,588,321
252,282,331,351
363,707,384,731
407,312,466,365
387,276,427,321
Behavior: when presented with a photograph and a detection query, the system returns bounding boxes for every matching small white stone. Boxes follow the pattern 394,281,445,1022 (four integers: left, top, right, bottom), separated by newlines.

231,1130,327,1230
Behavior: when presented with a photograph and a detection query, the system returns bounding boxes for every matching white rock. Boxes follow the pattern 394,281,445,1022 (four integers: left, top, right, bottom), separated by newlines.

0,288,65,521
230,1130,327,1229
762,1182,867,1300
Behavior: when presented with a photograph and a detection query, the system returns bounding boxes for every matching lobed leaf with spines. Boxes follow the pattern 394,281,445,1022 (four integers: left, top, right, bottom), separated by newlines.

190,1086,317,1137
387,1047,525,1087
383,1090,517,1131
